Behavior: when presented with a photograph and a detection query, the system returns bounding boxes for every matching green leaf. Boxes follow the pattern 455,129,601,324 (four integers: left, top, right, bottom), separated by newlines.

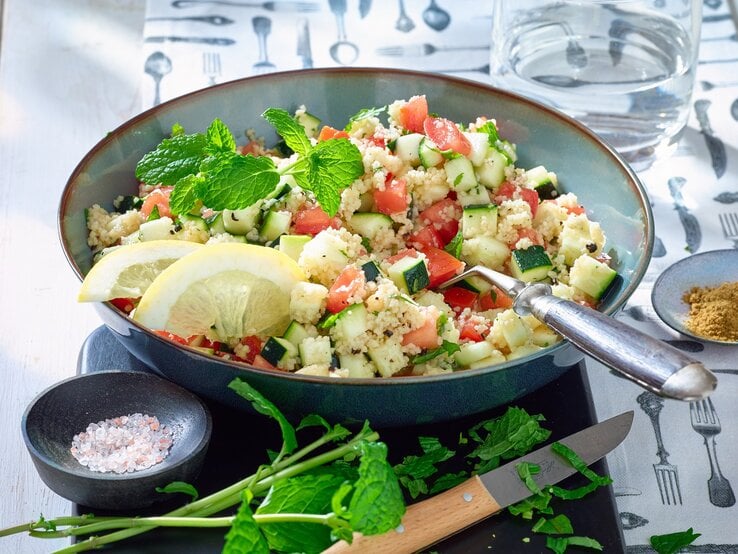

532,514,574,535
169,174,205,216
412,340,460,364
223,490,270,554
146,204,160,221
199,154,280,211
155,481,199,501
345,105,387,131
508,490,553,520
444,230,464,259
171,122,185,136
348,442,406,535
429,470,468,494
549,480,602,500
650,528,701,554
205,118,236,155
546,535,603,554
228,379,297,453
394,436,455,497
478,120,501,145
135,132,208,185
263,108,312,157
297,413,332,433
516,461,542,495
550,442,612,487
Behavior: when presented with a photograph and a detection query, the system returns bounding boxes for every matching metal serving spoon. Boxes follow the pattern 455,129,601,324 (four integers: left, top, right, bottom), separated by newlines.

439,266,717,401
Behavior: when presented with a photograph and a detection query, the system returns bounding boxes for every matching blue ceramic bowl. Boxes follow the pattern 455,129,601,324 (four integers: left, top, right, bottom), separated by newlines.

59,68,653,426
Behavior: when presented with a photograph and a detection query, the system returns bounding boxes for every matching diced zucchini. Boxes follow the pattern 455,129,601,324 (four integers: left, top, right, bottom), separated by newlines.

461,236,510,270
333,303,368,343
361,260,382,282
368,340,407,377
205,212,227,235
388,255,430,294
265,175,295,201
298,336,333,366
467,350,507,369
259,210,292,242
495,310,531,348
260,337,298,366
510,245,553,283
457,274,493,294
348,212,393,240
418,137,444,168
300,232,349,272
394,133,424,167
338,353,376,378
114,195,143,212
279,234,311,261
525,165,559,200
178,213,208,232
462,204,498,239
139,217,175,241
444,156,478,192
223,204,261,235
476,149,508,189
462,132,490,166
296,111,321,138
283,320,311,347
531,325,560,348
559,217,600,265
454,341,496,367
456,185,491,207
494,139,517,164
506,344,544,360
569,255,617,300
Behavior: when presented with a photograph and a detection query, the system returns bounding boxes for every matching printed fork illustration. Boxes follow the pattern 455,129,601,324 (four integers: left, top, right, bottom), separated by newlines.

718,212,738,248
690,398,736,507
202,52,222,86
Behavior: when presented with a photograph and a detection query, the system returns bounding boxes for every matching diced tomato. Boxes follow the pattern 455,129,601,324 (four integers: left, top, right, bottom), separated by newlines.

423,116,471,156
511,227,544,247
408,225,444,250
402,310,440,350
154,330,189,345
494,182,517,201
566,204,586,215
250,354,276,370
520,188,540,218
385,248,419,265
110,297,136,314
318,125,350,141
240,140,262,155
459,321,487,342
479,286,514,310
140,186,173,219
239,335,262,364
419,198,461,244
373,177,408,215
367,134,387,148
199,337,223,352
419,246,465,288
397,95,428,133
327,266,367,314
293,205,340,236
442,287,478,313
494,182,539,218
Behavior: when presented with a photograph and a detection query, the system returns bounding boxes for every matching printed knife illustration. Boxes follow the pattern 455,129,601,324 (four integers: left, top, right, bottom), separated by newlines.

296,18,313,68
694,99,727,179
668,176,702,253
323,411,634,553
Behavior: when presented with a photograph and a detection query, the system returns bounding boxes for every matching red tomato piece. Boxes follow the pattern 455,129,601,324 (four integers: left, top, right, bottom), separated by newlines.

510,227,544,248
443,287,478,313
494,182,539,218
109,297,136,314
240,140,262,155
408,225,444,250
566,204,586,215
140,186,173,219
367,134,387,148
419,198,461,244
385,248,419,265
293,205,340,236
398,95,428,133
239,335,263,364
419,246,465,288
250,354,277,370
402,310,440,350
373,178,408,215
423,116,471,156
520,187,540,218
318,126,350,141
479,286,514,310
154,330,189,345
326,266,367,314
459,321,487,342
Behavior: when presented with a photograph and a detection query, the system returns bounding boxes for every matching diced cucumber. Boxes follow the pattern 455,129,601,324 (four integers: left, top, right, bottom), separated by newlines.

223,204,261,235
531,325,560,348
333,303,369,344
444,156,478,192
298,336,333,366
418,137,444,168
266,175,295,201
259,210,292,242
525,165,559,200
338,353,376,378
394,133,424,167
462,204,498,239
358,191,375,212
462,132,490,166
454,341,496,367
283,320,311,347
279,234,312,261
510,245,553,283
467,350,507,369
559,218,599,265
300,232,349,271
361,260,382,282
388,255,430,294
205,212,227,235
260,337,298,366
139,217,175,241
368,340,407,377
495,310,530,348
476,149,508,189
461,236,510,270
296,111,321,138
114,195,143,212
494,139,517,164
178,213,208,232
456,185,491,207
569,255,617,300
506,344,544,360
348,212,393,239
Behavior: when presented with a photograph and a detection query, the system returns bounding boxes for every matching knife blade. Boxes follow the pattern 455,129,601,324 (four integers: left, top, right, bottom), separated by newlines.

145,36,236,46
323,411,633,553
359,0,372,18
296,18,313,69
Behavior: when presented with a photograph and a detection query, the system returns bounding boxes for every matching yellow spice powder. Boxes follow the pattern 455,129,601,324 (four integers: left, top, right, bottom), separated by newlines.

682,281,738,342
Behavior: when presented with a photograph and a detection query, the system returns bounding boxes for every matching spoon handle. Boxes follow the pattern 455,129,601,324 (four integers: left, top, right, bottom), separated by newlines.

524,291,716,400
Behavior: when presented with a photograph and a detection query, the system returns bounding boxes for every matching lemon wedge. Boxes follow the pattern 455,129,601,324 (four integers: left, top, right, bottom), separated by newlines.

132,243,305,342
78,240,204,302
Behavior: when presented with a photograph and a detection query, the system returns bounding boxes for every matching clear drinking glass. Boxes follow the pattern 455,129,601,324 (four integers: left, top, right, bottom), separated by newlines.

490,0,701,171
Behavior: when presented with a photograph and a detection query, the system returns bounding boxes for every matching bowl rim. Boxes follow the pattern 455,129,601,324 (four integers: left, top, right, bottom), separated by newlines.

22,369,213,481
58,67,654,385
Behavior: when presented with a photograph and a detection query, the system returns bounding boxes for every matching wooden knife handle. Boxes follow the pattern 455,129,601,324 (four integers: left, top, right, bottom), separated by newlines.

322,475,502,554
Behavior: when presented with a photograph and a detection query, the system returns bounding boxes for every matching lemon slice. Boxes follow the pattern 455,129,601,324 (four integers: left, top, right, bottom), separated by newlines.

133,243,305,342
78,240,204,302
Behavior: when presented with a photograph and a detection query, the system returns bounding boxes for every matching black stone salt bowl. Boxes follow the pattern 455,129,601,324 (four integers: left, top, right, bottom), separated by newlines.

22,370,212,510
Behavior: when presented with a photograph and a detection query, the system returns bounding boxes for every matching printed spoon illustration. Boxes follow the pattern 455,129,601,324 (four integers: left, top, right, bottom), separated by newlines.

667,177,702,254
422,0,450,31
396,0,415,32
328,0,359,65
715,191,738,204
694,99,727,179
731,97,738,121
144,51,172,107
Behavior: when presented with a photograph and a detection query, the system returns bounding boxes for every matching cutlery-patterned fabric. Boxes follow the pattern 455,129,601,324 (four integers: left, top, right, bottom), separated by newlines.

141,0,738,549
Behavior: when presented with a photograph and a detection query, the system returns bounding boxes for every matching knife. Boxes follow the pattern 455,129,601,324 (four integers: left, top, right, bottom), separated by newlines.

296,18,313,69
145,36,236,46
323,411,633,553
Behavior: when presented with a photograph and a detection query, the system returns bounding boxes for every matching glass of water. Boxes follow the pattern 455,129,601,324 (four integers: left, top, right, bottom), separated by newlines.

489,0,701,171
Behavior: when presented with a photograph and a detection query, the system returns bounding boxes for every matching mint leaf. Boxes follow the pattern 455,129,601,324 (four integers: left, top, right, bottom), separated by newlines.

345,106,387,131
205,118,236,155
135,133,208,185
650,528,701,554
171,122,185,136
228,378,297,453
532,514,574,535
550,442,612,487
550,480,602,500
199,154,280,211
394,436,455,499
297,413,333,433
546,535,603,554
169,174,204,216
263,108,312,157
155,481,199,501
412,340,460,364
348,442,405,535
516,461,542,494
508,490,553,520
146,204,160,221
429,470,468,494
224,490,270,554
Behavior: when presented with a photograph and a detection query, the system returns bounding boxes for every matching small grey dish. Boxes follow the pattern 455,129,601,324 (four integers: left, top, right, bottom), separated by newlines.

652,249,738,345
22,370,212,510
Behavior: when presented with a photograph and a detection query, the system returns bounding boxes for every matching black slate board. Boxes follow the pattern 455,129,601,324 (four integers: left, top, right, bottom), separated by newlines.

75,326,626,553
